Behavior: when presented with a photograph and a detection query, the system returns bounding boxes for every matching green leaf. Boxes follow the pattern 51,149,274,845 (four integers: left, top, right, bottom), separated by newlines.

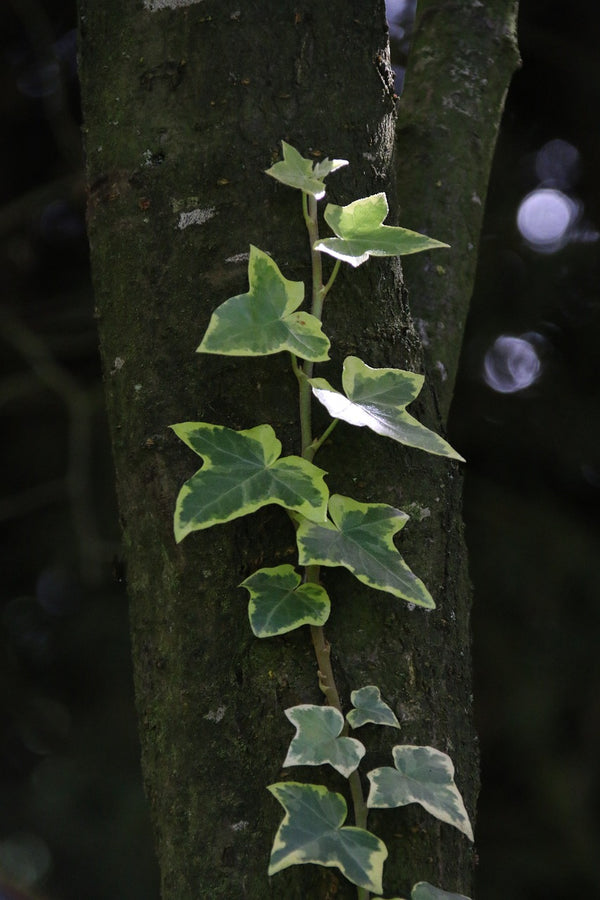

172,423,328,541
373,887,470,900
197,246,330,362
366,745,474,841
347,685,400,730
265,141,348,199
283,705,365,777
411,883,472,900
268,782,387,894
310,356,464,461
315,193,449,267
295,494,435,609
240,565,330,637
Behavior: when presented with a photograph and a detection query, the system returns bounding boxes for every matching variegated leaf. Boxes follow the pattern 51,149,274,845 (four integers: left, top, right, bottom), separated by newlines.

283,705,365,777
172,422,328,540
241,565,330,637
295,494,435,608
347,685,400,730
268,782,386,894
310,356,464,460
315,193,448,267
366,745,474,841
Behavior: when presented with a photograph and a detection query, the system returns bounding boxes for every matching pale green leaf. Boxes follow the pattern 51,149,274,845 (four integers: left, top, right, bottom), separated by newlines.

411,883,472,900
310,356,464,461
315,193,449,267
172,422,328,541
373,888,470,900
366,745,474,841
295,494,435,609
283,705,365,777
347,685,400,730
265,141,348,198
268,782,387,894
198,246,330,362
241,565,330,637
313,156,349,180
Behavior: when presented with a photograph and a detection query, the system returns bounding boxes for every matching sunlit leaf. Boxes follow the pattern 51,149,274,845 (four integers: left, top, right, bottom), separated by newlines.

240,565,330,637
310,356,464,460
283,705,365,777
346,685,400,730
268,781,387,893
198,246,330,362
295,494,435,608
411,883,472,900
265,141,348,199
172,423,328,541
315,193,449,267
366,745,474,841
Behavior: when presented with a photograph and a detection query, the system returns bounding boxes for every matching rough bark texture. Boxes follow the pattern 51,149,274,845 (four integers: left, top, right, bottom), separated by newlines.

78,1,518,898
396,0,521,419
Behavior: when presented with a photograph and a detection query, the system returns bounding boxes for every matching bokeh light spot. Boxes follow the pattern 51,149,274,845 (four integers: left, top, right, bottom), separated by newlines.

483,335,542,393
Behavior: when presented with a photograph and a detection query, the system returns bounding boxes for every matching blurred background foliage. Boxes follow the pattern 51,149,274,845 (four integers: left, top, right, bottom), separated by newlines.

0,1,598,898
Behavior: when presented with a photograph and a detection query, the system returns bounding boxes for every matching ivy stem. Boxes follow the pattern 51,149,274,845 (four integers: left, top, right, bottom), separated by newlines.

321,258,341,301
298,191,370,879
302,193,325,381
308,418,339,459
291,353,313,456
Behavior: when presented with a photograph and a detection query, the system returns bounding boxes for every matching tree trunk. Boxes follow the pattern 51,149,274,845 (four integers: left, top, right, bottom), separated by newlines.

78,1,518,897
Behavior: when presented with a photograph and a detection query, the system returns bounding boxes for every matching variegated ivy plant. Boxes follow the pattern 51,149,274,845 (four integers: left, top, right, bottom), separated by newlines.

172,141,474,900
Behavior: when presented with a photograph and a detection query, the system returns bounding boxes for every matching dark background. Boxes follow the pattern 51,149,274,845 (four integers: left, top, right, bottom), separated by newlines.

1,1,598,898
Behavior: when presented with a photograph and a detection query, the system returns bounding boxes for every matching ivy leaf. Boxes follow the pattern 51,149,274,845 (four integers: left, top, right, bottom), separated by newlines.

283,705,366,777
240,565,330,637
373,886,471,900
411,883,472,900
268,782,387,894
295,494,435,609
310,356,464,461
172,423,328,541
265,141,348,199
315,193,449,267
197,246,330,362
366,745,474,841
347,685,400,730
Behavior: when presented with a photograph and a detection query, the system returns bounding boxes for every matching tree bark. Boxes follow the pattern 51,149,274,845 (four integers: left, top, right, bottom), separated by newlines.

78,1,519,897
395,0,521,419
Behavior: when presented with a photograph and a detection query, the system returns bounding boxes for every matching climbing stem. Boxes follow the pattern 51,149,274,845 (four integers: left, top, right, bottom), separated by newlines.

299,191,370,894
291,353,313,457
322,258,341,301
308,418,339,458
308,621,343,711
302,193,325,381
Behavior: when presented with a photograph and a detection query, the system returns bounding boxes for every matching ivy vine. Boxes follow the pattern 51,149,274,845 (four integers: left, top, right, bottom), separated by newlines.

172,141,473,900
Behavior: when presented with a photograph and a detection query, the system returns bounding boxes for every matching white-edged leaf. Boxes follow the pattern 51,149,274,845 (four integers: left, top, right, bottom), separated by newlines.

295,494,435,608
265,141,348,199
411,883,472,900
347,685,400,730
172,422,328,540
315,193,448,267
373,888,470,900
310,356,464,460
268,781,387,894
373,888,471,900
366,745,474,841
241,565,330,637
283,705,365,777
198,246,330,362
